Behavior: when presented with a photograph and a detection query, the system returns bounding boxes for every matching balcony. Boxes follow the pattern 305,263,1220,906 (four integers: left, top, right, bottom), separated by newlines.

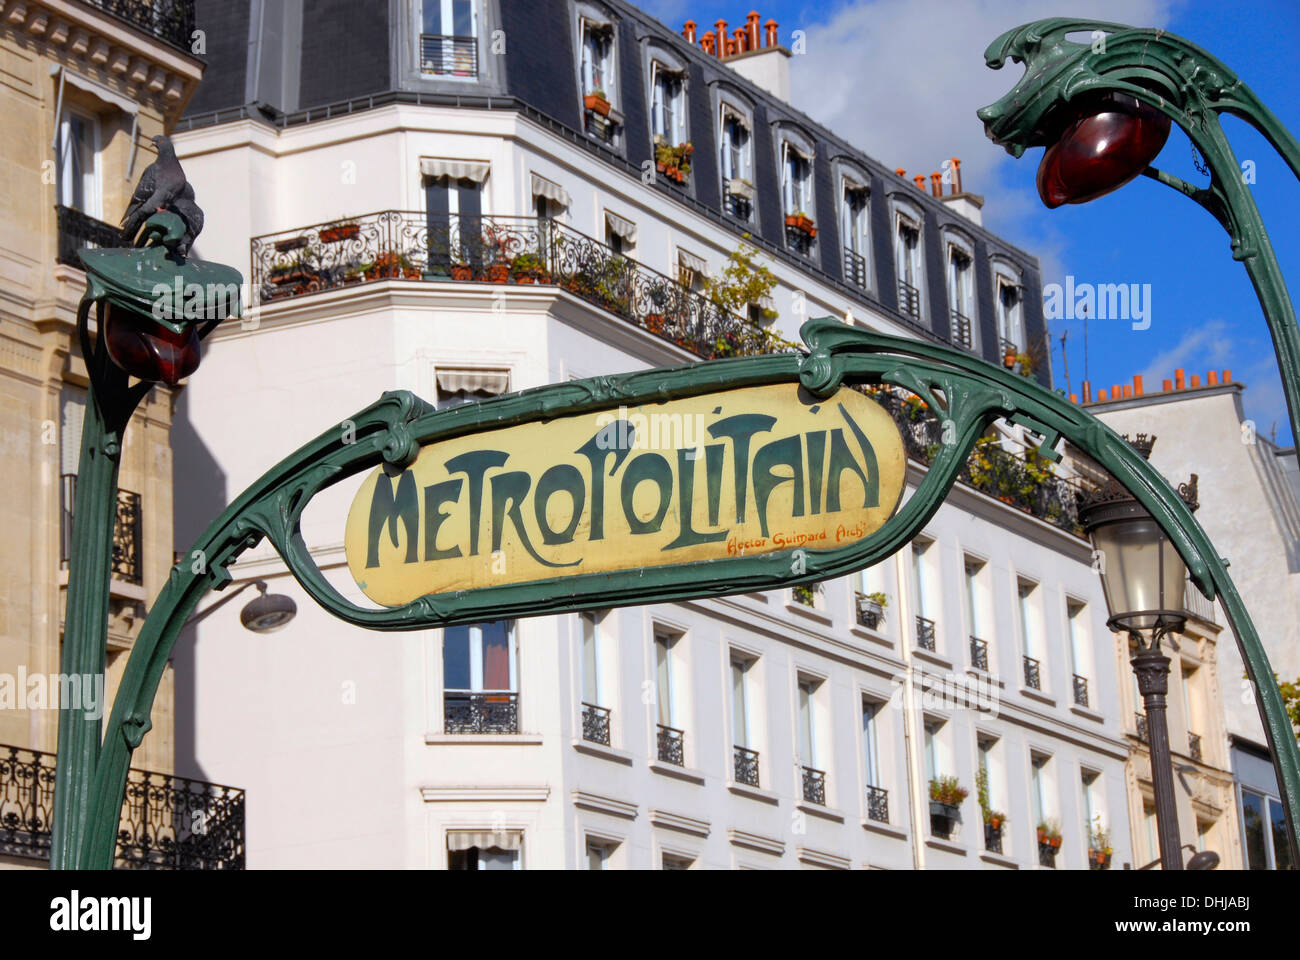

0,744,243,869
784,223,815,257
79,0,196,52
865,385,1090,537
985,821,1004,854
855,591,884,629
865,785,889,823
1182,581,1217,624
897,280,921,320
61,474,143,586
581,702,610,746
657,724,684,766
843,248,868,288
250,212,791,362
1022,656,1042,690
951,310,974,350
1189,732,1202,761
55,205,126,269
724,189,753,222
1073,674,1090,708
969,636,989,672
419,33,477,76
801,766,826,805
443,692,519,734
733,745,760,787
914,615,936,652
1135,712,1149,744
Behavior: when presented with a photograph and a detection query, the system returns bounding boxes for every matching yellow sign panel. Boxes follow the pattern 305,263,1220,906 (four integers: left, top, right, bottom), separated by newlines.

344,383,906,607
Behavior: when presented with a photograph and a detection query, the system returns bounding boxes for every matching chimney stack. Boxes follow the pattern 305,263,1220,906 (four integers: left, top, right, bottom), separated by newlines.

1190,374,1201,388
1098,389,1109,402
1207,370,1219,386
700,30,716,54
1081,380,1092,403
746,10,761,49
913,174,926,191
1175,368,1186,389
682,20,697,44
1223,369,1232,383
1162,378,1173,392
930,172,942,197
1133,374,1144,396
951,157,963,194
714,19,728,57
764,18,778,47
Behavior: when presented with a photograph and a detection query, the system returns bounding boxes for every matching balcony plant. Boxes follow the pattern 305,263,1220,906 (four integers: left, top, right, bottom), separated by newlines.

319,218,360,244
654,140,694,183
785,211,817,237
857,590,888,627
450,260,474,282
1088,817,1113,870
702,239,779,358
976,766,1007,835
929,775,968,839
584,88,611,117
510,252,550,284
1036,819,1063,848
793,583,818,607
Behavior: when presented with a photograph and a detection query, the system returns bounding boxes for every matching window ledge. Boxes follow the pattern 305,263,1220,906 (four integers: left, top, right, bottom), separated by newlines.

728,781,780,805
649,759,706,785
913,647,953,670
965,667,1006,689
980,851,1019,869
785,602,833,625
1069,704,1105,723
1018,687,1056,707
848,624,893,650
425,733,543,745
796,800,845,823
924,837,969,857
861,818,908,840
572,739,633,765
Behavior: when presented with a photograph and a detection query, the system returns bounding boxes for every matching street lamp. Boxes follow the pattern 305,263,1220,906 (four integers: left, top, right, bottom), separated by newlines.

1079,434,1198,871
184,579,298,633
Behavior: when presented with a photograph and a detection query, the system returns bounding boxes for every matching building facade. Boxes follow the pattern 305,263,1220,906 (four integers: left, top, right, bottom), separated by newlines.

0,0,214,868
165,0,1151,869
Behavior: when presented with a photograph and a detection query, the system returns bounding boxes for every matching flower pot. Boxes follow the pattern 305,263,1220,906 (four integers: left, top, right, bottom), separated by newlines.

450,265,474,282
584,94,611,117
656,160,667,172
515,275,536,284
404,268,421,279
785,214,816,235
487,263,510,283
320,224,360,244
1089,850,1111,870
929,801,961,840
645,314,666,334
988,815,1003,832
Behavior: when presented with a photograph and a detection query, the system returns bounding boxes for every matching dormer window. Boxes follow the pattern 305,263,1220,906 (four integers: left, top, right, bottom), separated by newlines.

840,179,870,288
996,274,1024,354
781,141,815,255
580,19,618,143
720,106,754,221
947,244,975,349
421,0,477,77
894,213,923,320
651,64,686,144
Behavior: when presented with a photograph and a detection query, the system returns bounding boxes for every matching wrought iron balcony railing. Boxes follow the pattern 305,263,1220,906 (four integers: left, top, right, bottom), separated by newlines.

969,635,989,672
724,189,753,222
61,474,143,585
250,212,791,362
866,785,889,823
1073,674,1090,708
915,615,936,652
0,744,244,869
657,724,684,765
1189,732,1202,761
951,310,974,350
419,33,477,76
581,702,611,746
55,205,126,268
843,248,868,288
80,0,196,52
733,745,760,787
784,223,815,256
1022,655,1042,690
1182,580,1217,624
863,386,1089,537
1135,712,1149,744
985,821,1004,854
855,591,884,629
444,692,519,734
801,765,826,805
897,280,921,320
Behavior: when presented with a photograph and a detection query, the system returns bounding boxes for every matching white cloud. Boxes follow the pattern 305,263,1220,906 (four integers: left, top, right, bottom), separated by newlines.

1137,318,1236,384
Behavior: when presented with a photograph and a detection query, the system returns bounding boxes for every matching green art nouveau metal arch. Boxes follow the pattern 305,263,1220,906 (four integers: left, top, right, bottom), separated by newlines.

70,318,1300,869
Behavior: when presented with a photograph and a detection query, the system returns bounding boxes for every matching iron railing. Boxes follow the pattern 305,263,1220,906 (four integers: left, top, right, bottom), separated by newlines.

733,745,760,787
1000,337,1019,358
951,310,974,350
985,821,1004,854
863,386,1090,537
250,212,790,362
584,106,618,144
1023,656,1042,691
419,34,477,76
1189,732,1202,761
915,615,936,652
897,280,921,320
444,692,519,734
843,248,868,287
724,189,753,222
581,702,611,746
61,474,143,585
969,636,989,672
866,785,889,823
1135,712,1149,744
855,591,884,629
1182,580,1217,624
785,222,814,256
1073,674,1090,708
657,724,684,766
801,766,826,805
1,744,244,869
80,0,196,52
55,205,125,268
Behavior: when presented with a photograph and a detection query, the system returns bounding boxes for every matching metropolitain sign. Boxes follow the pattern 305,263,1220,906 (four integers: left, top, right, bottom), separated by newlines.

344,383,906,606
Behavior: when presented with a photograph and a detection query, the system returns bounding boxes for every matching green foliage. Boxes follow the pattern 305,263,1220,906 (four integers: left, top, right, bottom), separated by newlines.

1036,818,1062,840
1089,815,1112,855
929,775,969,806
1278,675,1300,738
865,591,888,608
704,238,779,324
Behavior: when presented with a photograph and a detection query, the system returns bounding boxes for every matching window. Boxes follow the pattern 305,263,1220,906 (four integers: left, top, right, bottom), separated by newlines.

1143,802,1159,863
719,107,753,220
604,211,636,256
1241,789,1293,870
425,172,484,274
1082,769,1103,849
434,368,509,409
912,540,936,651
448,830,521,870
964,557,983,638
662,853,693,870
58,108,100,217
947,246,975,348
443,621,517,733
1067,602,1090,704
979,736,1004,851
677,249,707,293
654,631,675,727
781,142,815,254
798,679,816,766
586,837,616,869
1018,580,1043,690
862,698,882,787
580,20,615,98
895,215,923,320
420,0,477,77
923,718,942,781
651,63,686,145
731,656,759,786
581,612,601,706
996,275,1023,353
1031,753,1051,827
841,181,870,288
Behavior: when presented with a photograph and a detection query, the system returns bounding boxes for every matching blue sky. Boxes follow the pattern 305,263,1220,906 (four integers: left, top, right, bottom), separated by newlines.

633,0,1300,445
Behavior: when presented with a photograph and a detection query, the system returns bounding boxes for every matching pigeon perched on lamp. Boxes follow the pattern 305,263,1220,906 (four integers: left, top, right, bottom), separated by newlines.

119,135,203,255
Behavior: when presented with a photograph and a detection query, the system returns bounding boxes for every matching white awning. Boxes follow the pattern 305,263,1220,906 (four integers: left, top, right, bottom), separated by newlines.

530,173,571,209
49,65,139,116
727,177,756,201
420,157,491,183
720,103,750,129
447,830,522,852
436,369,510,397
604,211,637,243
677,249,708,277
842,172,870,194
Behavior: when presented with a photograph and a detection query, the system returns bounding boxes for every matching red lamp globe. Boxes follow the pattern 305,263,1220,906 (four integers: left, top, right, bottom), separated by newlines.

102,302,202,386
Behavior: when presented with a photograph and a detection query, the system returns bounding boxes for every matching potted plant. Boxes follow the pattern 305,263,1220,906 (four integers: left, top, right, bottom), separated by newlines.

1088,817,1113,870
654,141,694,184
785,211,817,236
449,260,474,282
584,88,611,116
319,218,360,244
1037,819,1063,854
487,261,511,284
856,591,888,628
510,252,549,283
928,776,968,840
975,767,1006,847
